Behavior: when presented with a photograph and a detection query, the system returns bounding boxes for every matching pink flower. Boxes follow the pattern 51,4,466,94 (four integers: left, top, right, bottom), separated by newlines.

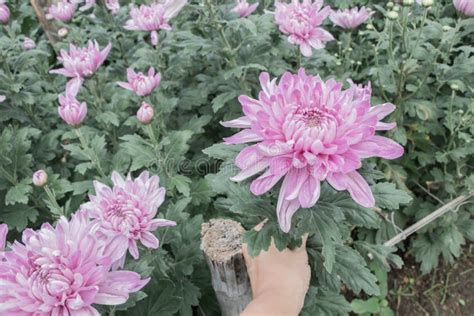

222,69,404,232
50,40,112,78
23,37,36,50
330,7,374,30
275,0,334,57
0,0,9,24
231,0,259,18
71,0,96,11
81,171,176,261
124,0,187,46
117,67,161,96
58,78,87,126
0,223,7,251
453,0,474,16
47,0,77,22
0,211,149,315
105,0,120,14
137,102,155,124
33,170,48,187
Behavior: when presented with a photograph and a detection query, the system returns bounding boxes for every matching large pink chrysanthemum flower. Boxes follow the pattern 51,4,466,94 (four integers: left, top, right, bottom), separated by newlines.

124,0,187,46
330,7,374,30
50,40,112,78
222,69,404,232
275,0,334,57
453,0,474,16
0,212,149,315
81,171,176,262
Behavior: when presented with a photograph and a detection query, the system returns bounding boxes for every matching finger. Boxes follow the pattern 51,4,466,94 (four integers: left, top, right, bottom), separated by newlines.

253,218,268,232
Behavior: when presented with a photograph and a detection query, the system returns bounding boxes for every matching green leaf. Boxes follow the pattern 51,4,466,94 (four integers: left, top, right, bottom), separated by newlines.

333,245,380,296
5,179,32,205
211,91,239,112
351,298,381,314
169,174,192,196
302,287,352,316
296,203,344,273
0,204,38,232
372,183,412,210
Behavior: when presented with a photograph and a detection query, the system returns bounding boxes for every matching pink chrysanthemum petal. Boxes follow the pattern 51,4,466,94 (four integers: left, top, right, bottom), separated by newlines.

223,69,404,232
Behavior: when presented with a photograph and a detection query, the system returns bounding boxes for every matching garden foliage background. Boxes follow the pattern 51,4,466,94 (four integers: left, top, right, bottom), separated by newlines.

0,0,473,315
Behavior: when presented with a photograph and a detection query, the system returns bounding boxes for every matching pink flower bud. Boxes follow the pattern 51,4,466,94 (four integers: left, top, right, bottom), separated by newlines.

137,102,154,124
58,78,87,126
58,28,69,37
231,0,259,18
117,67,161,97
23,37,36,50
0,95,5,103
0,2,10,24
33,170,48,187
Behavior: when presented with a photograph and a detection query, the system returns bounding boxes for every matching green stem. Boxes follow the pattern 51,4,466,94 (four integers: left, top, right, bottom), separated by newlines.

74,128,107,178
204,0,249,94
44,185,63,216
146,124,159,147
0,166,17,185
407,9,428,61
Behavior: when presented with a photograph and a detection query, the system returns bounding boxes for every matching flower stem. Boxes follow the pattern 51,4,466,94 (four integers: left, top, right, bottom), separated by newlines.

74,127,107,178
44,185,63,216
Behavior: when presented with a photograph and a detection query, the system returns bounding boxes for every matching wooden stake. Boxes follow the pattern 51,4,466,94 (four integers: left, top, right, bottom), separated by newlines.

30,0,58,46
201,219,252,316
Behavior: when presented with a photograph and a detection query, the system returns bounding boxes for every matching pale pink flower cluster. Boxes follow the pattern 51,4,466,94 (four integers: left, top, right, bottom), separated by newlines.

223,69,404,232
275,0,334,57
330,7,374,30
0,211,149,315
81,171,176,264
47,0,77,22
50,40,112,79
0,0,9,24
124,0,187,46
453,0,474,16
117,67,162,96
58,78,88,126
232,0,259,18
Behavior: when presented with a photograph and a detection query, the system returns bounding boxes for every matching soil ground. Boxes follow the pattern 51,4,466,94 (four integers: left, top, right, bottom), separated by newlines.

387,244,474,316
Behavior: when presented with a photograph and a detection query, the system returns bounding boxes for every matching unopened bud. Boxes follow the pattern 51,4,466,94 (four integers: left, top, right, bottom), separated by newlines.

387,2,394,8
137,102,154,124
387,11,399,19
450,83,460,91
33,170,48,187
23,37,36,50
403,0,415,6
442,25,451,31
422,0,433,7
58,28,68,37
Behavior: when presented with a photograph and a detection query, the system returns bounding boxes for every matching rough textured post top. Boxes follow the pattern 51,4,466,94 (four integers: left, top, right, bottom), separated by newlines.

201,219,245,263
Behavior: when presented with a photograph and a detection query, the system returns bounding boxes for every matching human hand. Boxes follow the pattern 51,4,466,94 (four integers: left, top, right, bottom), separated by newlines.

240,223,310,316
